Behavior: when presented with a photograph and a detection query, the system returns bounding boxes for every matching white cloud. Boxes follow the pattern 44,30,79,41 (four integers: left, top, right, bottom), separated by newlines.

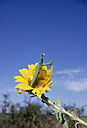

55,68,81,75
54,67,87,92
62,78,87,91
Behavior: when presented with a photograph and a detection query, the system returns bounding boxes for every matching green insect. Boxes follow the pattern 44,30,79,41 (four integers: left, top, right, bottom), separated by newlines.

30,53,53,86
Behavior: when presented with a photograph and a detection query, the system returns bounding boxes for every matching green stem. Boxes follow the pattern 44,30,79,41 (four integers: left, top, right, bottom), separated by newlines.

41,94,87,127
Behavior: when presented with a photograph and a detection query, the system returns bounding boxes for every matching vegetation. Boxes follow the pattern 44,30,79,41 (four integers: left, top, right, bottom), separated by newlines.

0,94,86,128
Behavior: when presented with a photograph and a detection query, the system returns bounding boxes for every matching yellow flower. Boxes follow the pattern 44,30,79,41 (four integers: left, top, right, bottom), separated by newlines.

14,63,53,98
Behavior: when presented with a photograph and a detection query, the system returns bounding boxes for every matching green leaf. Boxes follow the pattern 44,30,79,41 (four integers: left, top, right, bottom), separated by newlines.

69,109,78,118
56,111,64,124
56,97,61,106
56,112,59,120
59,111,63,124
77,124,82,128
53,99,56,104
50,108,55,113
75,122,82,128
62,121,68,128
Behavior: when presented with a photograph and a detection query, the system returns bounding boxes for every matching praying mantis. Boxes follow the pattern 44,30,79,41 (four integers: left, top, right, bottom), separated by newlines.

30,53,53,86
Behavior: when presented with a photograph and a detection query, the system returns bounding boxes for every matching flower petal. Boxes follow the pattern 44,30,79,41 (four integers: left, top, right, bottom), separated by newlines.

18,90,25,95
19,69,29,80
47,66,53,76
14,63,53,98
45,81,53,87
35,63,38,69
41,66,47,71
28,64,35,70
14,76,28,84
15,84,33,90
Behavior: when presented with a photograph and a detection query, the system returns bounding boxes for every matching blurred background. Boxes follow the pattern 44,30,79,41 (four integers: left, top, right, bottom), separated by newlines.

0,0,87,127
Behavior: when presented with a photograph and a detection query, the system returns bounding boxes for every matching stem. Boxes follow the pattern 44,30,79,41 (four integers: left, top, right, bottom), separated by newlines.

41,94,87,127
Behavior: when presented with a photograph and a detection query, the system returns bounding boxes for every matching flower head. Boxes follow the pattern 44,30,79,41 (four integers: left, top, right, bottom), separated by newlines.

14,63,53,98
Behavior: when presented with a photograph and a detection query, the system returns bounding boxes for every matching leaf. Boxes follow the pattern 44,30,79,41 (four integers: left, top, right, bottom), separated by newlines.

59,111,63,124
56,111,64,124
69,109,78,118
77,124,82,128
50,108,55,113
62,121,68,128
56,97,61,106
53,99,56,104
56,112,59,120
75,122,82,128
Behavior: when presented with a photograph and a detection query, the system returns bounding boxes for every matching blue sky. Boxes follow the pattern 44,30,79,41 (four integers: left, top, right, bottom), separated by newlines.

0,0,87,109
